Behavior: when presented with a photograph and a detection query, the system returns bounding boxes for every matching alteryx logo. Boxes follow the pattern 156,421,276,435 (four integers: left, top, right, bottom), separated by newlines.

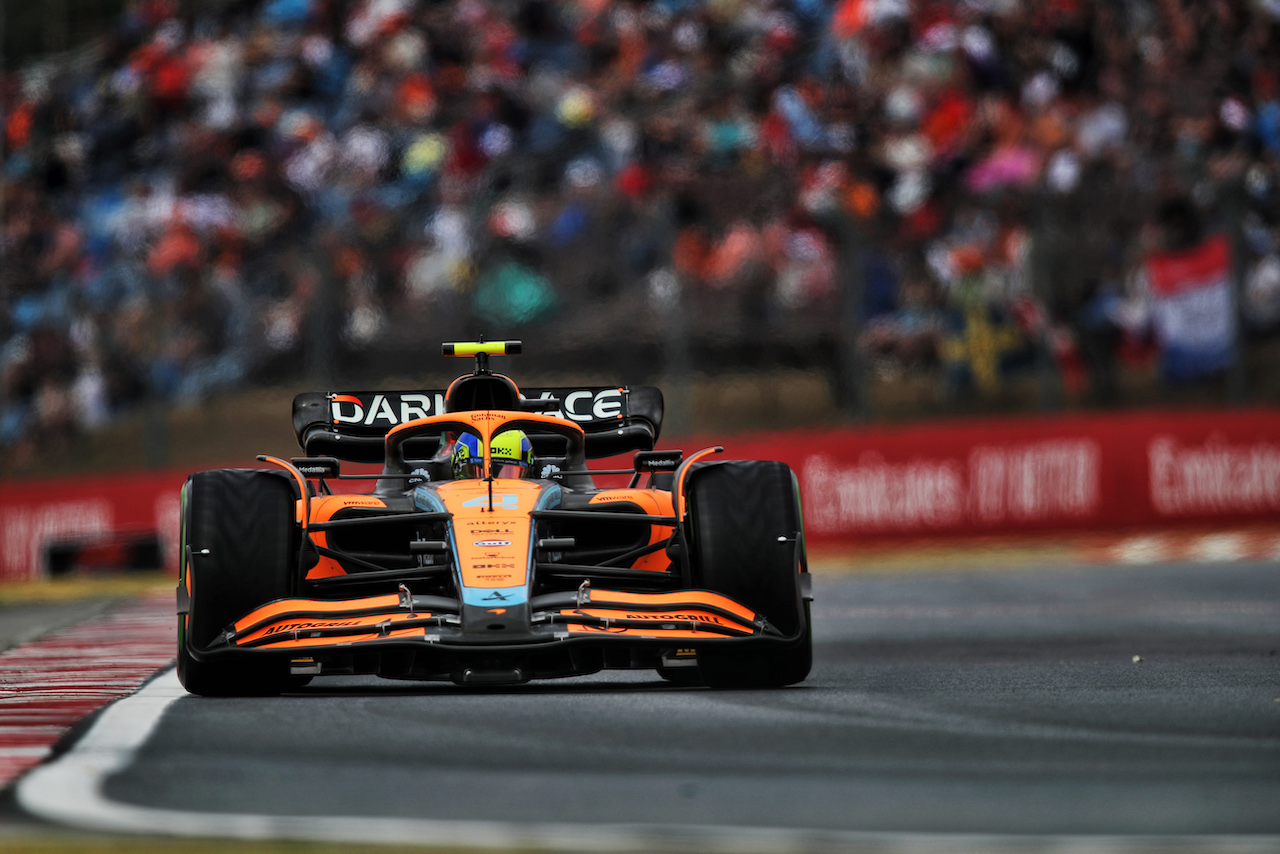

473,539,512,547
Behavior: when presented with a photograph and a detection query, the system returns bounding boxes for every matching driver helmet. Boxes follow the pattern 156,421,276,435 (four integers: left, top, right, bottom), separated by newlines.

489,429,535,479
450,433,484,479
450,430,534,479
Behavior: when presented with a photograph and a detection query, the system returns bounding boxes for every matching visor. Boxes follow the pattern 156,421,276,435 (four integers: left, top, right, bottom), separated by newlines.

454,460,486,479
491,461,528,479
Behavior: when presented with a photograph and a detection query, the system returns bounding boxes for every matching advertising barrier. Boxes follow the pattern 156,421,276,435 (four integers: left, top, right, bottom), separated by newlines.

706,408,1280,546
1,408,1277,582
0,471,186,583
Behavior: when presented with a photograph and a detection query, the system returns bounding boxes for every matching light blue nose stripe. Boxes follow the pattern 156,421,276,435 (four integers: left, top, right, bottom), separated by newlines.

462,586,528,607
412,487,448,512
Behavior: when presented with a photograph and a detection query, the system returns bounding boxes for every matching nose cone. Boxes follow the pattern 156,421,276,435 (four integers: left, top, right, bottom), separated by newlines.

422,480,563,642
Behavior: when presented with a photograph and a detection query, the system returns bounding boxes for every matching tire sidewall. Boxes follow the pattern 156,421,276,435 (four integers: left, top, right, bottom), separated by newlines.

179,469,298,695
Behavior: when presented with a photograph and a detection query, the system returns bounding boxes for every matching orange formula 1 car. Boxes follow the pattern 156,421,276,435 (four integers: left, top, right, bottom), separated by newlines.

177,341,811,695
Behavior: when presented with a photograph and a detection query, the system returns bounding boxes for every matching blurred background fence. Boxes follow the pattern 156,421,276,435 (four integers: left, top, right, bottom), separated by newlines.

3,0,1280,478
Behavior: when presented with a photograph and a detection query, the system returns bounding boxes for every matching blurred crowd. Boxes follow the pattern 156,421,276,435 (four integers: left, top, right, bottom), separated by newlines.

4,0,1280,461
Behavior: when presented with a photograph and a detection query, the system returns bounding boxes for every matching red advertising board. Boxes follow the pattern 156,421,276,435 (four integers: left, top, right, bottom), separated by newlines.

1,408,1277,582
0,471,188,583
702,408,1280,546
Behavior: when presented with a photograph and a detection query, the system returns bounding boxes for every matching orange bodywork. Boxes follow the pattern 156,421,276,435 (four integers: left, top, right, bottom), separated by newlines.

565,608,753,635
237,611,435,646
435,478,543,589
301,410,677,581
249,625,433,650
231,593,402,631
305,495,390,580
586,489,674,572
582,589,756,622
224,585,763,650
385,408,583,448
563,625,741,640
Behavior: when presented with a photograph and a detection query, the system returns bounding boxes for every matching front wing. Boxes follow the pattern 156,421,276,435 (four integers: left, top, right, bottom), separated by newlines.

196,587,795,655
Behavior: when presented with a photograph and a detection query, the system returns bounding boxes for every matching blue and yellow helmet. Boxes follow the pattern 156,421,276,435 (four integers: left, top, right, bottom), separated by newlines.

451,430,534,479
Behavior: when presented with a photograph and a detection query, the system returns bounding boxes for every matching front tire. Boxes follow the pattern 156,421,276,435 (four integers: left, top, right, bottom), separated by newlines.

685,460,812,688
178,469,298,696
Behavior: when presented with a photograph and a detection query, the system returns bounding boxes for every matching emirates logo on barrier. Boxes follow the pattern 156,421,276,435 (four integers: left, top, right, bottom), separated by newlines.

1149,435,1280,514
802,438,1101,533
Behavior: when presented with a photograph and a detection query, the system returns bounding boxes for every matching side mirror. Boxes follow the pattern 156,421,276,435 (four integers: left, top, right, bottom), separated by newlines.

634,450,683,472
291,456,341,478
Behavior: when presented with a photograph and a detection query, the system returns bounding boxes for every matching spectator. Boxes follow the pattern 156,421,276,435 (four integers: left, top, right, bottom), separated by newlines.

4,0,1280,462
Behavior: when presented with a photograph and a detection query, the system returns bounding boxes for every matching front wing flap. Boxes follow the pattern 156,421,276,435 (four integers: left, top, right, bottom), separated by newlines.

198,588,786,655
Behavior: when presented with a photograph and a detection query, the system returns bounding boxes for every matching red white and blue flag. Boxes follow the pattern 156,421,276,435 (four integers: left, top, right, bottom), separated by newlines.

1144,234,1236,380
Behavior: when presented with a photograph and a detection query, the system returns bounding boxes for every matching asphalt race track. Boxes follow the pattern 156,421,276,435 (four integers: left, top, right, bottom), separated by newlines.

14,560,1280,851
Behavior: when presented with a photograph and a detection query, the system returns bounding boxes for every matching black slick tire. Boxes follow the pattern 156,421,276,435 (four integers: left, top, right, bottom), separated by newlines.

685,460,812,688
178,469,298,696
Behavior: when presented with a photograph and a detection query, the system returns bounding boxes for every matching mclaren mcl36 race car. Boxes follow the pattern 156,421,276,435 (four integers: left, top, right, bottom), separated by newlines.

177,341,812,695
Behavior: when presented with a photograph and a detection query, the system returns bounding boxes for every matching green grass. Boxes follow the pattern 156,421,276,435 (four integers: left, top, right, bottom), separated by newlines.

0,572,172,605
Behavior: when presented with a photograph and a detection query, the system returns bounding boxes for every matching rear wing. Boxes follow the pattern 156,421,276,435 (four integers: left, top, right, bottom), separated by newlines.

292,386,664,463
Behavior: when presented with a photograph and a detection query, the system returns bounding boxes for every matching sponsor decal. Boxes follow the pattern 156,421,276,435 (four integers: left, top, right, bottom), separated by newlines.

331,393,440,426
803,439,1100,531
624,612,725,624
467,527,515,534
968,440,1099,523
462,586,527,607
264,620,362,636
326,388,625,430
1149,434,1280,514
473,562,517,570
473,539,512,547
803,453,964,531
524,389,625,423
334,496,384,507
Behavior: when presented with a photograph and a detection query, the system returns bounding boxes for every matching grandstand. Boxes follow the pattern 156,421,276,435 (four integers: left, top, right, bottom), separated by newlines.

3,0,1279,477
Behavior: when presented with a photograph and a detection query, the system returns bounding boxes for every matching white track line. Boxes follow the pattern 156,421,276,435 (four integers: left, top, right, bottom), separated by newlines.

17,667,1280,854
0,591,176,787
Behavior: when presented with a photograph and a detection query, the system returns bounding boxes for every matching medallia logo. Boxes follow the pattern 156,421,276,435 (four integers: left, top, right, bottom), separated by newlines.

473,539,512,547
